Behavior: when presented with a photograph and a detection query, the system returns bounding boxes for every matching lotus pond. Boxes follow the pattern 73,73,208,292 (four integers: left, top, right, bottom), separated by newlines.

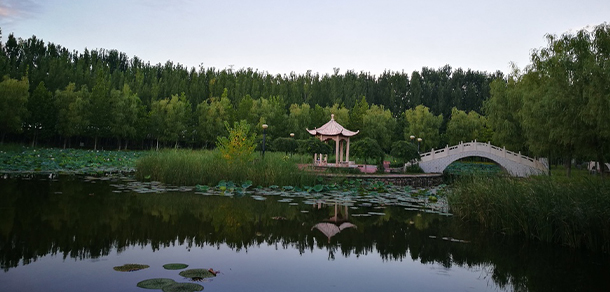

1,176,609,292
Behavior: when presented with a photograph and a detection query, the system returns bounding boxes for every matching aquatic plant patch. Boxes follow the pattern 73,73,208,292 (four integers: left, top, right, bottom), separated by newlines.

179,268,217,279
137,278,177,289
162,282,204,292
0,148,145,175
163,263,189,270
113,263,150,272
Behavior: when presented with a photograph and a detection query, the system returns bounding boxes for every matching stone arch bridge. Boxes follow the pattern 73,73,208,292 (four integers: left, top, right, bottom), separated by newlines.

418,141,548,177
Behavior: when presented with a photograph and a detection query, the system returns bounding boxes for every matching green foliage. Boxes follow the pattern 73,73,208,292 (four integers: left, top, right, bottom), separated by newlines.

216,120,257,163
390,140,419,163
54,83,90,145
297,138,332,155
446,107,488,145
449,176,610,252
24,81,56,145
351,137,385,164
272,137,298,154
404,105,443,152
0,76,29,142
362,104,396,151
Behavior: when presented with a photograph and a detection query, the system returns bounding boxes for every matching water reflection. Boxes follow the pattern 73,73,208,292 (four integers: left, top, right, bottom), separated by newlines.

1,177,609,292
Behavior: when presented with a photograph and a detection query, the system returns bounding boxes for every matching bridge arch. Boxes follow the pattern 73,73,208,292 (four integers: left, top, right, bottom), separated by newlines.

417,141,548,177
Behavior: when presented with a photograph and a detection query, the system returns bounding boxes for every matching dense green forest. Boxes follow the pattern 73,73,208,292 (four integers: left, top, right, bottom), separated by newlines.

0,27,500,152
1,23,609,173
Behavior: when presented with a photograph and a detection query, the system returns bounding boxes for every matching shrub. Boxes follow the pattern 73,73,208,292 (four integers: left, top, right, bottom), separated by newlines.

216,120,256,164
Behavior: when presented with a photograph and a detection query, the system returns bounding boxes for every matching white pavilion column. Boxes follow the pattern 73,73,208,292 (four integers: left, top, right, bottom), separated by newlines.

346,137,350,163
335,137,340,165
339,139,344,164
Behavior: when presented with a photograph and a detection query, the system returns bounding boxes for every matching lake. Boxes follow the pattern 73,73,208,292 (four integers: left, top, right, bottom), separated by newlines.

1,176,609,292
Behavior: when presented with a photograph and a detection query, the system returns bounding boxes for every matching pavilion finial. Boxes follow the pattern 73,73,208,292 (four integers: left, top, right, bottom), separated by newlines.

331,114,334,120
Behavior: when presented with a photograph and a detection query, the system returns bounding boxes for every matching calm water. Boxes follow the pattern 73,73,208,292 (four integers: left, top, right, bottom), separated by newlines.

1,177,609,292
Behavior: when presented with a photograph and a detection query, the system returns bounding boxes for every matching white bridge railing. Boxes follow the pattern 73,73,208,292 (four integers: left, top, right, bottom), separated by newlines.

419,140,547,172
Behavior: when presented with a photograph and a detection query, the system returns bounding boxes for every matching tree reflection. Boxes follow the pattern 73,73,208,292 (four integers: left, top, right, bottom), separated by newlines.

1,178,609,291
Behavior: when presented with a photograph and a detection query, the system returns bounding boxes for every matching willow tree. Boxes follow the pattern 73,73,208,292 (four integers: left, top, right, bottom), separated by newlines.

484,75,527,152
521,24,610,175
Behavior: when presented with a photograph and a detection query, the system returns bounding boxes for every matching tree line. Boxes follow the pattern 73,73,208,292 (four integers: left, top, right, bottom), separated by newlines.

0,27,499,153
2,23,609,173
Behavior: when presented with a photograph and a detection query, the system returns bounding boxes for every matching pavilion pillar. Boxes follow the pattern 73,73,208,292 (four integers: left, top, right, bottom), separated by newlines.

346,137,350,164
335,137,340,165
339,139,344,164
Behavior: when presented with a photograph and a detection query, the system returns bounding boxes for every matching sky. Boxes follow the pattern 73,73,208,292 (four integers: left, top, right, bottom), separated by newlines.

1,0,609,76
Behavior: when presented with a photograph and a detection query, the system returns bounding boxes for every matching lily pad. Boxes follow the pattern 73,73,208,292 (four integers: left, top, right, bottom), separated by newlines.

163,263,189,270
113,263,150,272
162,282,204,292
179,269,217,279
137,278,176,289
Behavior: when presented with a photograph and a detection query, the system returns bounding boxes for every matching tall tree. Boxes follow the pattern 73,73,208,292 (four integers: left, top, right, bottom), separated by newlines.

403,105,443,152
54,83,90,148
25,81,56,146
0,76,29,143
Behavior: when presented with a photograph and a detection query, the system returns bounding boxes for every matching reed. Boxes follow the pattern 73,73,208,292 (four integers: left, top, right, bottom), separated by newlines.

135,149,316,187
448,175,610,252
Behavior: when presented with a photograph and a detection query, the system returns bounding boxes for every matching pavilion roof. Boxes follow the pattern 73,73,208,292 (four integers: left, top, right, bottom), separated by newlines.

306,114,359,137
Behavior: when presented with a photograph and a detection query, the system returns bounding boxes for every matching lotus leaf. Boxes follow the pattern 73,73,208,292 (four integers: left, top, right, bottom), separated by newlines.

312,184,324,192
137,278,176,289
163,263,189,270
241,180,252,189
162,282,204,292
195,185,209,192
179,269,216,279
113,263,150,272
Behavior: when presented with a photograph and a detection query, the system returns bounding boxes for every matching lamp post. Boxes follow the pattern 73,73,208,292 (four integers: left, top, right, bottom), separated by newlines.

262,124,268,158
417,137,422,153
410,135,415,144
290,133,295,156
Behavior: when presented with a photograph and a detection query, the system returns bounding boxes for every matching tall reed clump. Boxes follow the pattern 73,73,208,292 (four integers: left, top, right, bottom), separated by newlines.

448,176,610,252
135,150,316,187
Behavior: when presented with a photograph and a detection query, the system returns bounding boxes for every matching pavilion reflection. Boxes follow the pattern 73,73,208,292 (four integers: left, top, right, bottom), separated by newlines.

311,200,357,243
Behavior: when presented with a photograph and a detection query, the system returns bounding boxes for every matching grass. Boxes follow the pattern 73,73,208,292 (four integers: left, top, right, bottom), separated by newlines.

135,149,317,187
448,175,610,253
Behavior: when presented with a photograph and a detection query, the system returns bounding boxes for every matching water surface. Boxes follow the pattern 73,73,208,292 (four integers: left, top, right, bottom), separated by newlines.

1,177,608,292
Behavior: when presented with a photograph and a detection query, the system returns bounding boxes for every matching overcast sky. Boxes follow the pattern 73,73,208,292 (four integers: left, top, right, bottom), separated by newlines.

1,0,609,76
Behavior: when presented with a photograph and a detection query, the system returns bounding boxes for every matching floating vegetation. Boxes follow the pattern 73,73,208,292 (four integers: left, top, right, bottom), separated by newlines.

179,268,217,279
113,263,150,272
108,174,451,217
163,263,189,270
161,282,204,292
137,278,176,289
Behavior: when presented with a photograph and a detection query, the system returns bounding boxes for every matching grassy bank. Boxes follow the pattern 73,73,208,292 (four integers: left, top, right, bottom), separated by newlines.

448,175,610,252
135,149,317,187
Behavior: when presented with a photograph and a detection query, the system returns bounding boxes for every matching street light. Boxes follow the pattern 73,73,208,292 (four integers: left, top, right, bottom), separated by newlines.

410,135,415,145
417,137,422,152
262,124,268,158
290,133,295,156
